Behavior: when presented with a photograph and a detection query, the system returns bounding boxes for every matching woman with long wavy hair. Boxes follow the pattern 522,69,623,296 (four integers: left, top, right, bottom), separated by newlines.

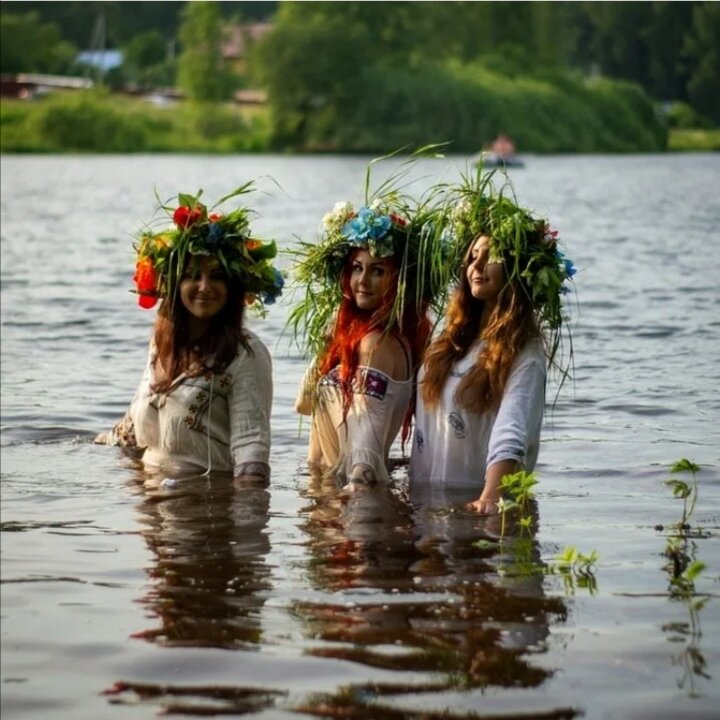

95,187,284,487
411,175,575,513
292,184,446,489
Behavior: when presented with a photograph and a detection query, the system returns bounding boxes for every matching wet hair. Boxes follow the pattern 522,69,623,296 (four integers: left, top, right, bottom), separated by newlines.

151,260,250,394
421,239,540,413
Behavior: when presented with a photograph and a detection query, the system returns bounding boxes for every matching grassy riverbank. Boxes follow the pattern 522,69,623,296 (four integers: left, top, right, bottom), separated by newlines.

0,92,270,153
668,128,720,152
1,88,717,154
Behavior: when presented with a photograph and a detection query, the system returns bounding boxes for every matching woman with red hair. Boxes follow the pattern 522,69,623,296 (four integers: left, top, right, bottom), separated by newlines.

292,195,446,489
411,172,575,513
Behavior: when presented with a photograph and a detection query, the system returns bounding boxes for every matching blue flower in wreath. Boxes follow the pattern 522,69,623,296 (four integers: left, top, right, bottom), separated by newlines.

204,222,225,250
261,267,285,305
555,250,576,279
342,207,392,245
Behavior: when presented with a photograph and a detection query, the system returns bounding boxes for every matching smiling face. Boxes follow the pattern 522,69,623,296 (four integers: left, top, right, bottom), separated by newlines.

179,256,229,324
465,235,505,303
348,249,394,312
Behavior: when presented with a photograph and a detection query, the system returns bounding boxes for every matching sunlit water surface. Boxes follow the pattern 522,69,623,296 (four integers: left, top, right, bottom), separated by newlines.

1,153,719,719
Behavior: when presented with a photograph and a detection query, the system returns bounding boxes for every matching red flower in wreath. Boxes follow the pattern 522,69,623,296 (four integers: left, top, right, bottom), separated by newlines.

389,214,407,227
133,257,159,309
173,204,204,229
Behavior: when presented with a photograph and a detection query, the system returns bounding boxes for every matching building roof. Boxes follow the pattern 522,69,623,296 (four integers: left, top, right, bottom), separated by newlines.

222,23,272,59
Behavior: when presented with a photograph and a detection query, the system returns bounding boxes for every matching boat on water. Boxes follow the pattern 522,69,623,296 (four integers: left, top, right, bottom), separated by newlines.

472,134,525,169
476,151,525,169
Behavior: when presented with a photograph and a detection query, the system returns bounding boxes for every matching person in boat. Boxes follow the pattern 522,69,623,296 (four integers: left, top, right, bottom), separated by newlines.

410,171,576,513
95,187,284,486
488,133,516,157
292,181,447,490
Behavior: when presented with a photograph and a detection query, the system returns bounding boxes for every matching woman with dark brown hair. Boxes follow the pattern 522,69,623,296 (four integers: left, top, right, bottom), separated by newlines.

411,174,576,513
95,187,284,486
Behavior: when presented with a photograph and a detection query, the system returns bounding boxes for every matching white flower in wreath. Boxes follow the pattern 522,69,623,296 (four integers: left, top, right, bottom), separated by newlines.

452,198,472,220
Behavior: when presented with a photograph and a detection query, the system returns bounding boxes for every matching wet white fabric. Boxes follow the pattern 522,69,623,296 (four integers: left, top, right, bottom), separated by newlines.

300,365,413,484
115,330,272,475
410,340,546,493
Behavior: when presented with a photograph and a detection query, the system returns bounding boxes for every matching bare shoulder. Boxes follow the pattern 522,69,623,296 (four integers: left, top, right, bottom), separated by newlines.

358,331,410,380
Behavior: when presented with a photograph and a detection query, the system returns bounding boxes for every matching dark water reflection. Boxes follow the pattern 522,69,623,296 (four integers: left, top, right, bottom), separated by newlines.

130,473,272,649
296,478,567,705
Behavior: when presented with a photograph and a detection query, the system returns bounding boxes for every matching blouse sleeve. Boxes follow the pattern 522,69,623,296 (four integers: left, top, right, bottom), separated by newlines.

96,347,153,448
486,348,546,469
228,337,273,473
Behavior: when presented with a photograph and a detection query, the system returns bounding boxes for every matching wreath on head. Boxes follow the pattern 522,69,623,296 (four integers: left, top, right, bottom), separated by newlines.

288,147,452,362
132,183,284,313
443,170,576,332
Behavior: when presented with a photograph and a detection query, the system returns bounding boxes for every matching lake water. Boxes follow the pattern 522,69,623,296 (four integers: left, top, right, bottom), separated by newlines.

1,153,719,719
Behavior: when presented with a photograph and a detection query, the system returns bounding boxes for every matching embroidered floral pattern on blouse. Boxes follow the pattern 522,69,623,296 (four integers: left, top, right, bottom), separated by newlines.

320,367,389,400
181,371,233,440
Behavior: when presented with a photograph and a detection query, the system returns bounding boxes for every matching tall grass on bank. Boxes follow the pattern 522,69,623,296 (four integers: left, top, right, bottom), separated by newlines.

267,61,669,154
0,90,270,153
668,129,720,152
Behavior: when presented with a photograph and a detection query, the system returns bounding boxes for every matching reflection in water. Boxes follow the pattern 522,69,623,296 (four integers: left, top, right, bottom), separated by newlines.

131,472,272,649
104,472,286,715
295,475,571,716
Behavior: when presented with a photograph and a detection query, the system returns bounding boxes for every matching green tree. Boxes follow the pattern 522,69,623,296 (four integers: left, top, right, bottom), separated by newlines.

684,2,720,123
0,11,76,74
122,30,175,88
254,11,372,147
643,2,696,101
177,0,228,102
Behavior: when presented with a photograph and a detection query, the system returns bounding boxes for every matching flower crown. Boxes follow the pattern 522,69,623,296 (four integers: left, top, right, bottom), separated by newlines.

316,199,410,282
444,173,576,331
290,195,448,361
132,186,284,311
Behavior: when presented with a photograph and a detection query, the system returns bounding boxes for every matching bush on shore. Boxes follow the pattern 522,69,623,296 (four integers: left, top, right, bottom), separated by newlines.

0,90,270,153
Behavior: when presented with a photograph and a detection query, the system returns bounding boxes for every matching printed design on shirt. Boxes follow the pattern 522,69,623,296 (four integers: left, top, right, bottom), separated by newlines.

447,412,466,439
320,367,388,400
415,428,424,453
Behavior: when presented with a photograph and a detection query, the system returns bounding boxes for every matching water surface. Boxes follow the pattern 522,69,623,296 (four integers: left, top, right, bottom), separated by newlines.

1,153,719,719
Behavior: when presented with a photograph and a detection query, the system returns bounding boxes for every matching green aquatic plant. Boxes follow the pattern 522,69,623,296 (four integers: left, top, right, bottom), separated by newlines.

658,459,712,697
665,458,700,530
549,546,599,595
499,470,538,531
474,470,600,593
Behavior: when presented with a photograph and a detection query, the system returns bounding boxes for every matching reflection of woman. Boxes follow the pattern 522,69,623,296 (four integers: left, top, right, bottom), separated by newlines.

291,175,446,488
412,172,575,513
132,474,271,648
95,188,284,484
295,472,566,700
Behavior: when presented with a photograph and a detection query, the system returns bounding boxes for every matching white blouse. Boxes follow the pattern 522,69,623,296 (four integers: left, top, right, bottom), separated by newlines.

410,340,546,492
298,365,413,484
107,331,272,476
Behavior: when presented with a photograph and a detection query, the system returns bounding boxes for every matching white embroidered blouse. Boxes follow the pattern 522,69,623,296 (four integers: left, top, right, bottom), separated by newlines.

105,330,272,477
410,340,546,492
